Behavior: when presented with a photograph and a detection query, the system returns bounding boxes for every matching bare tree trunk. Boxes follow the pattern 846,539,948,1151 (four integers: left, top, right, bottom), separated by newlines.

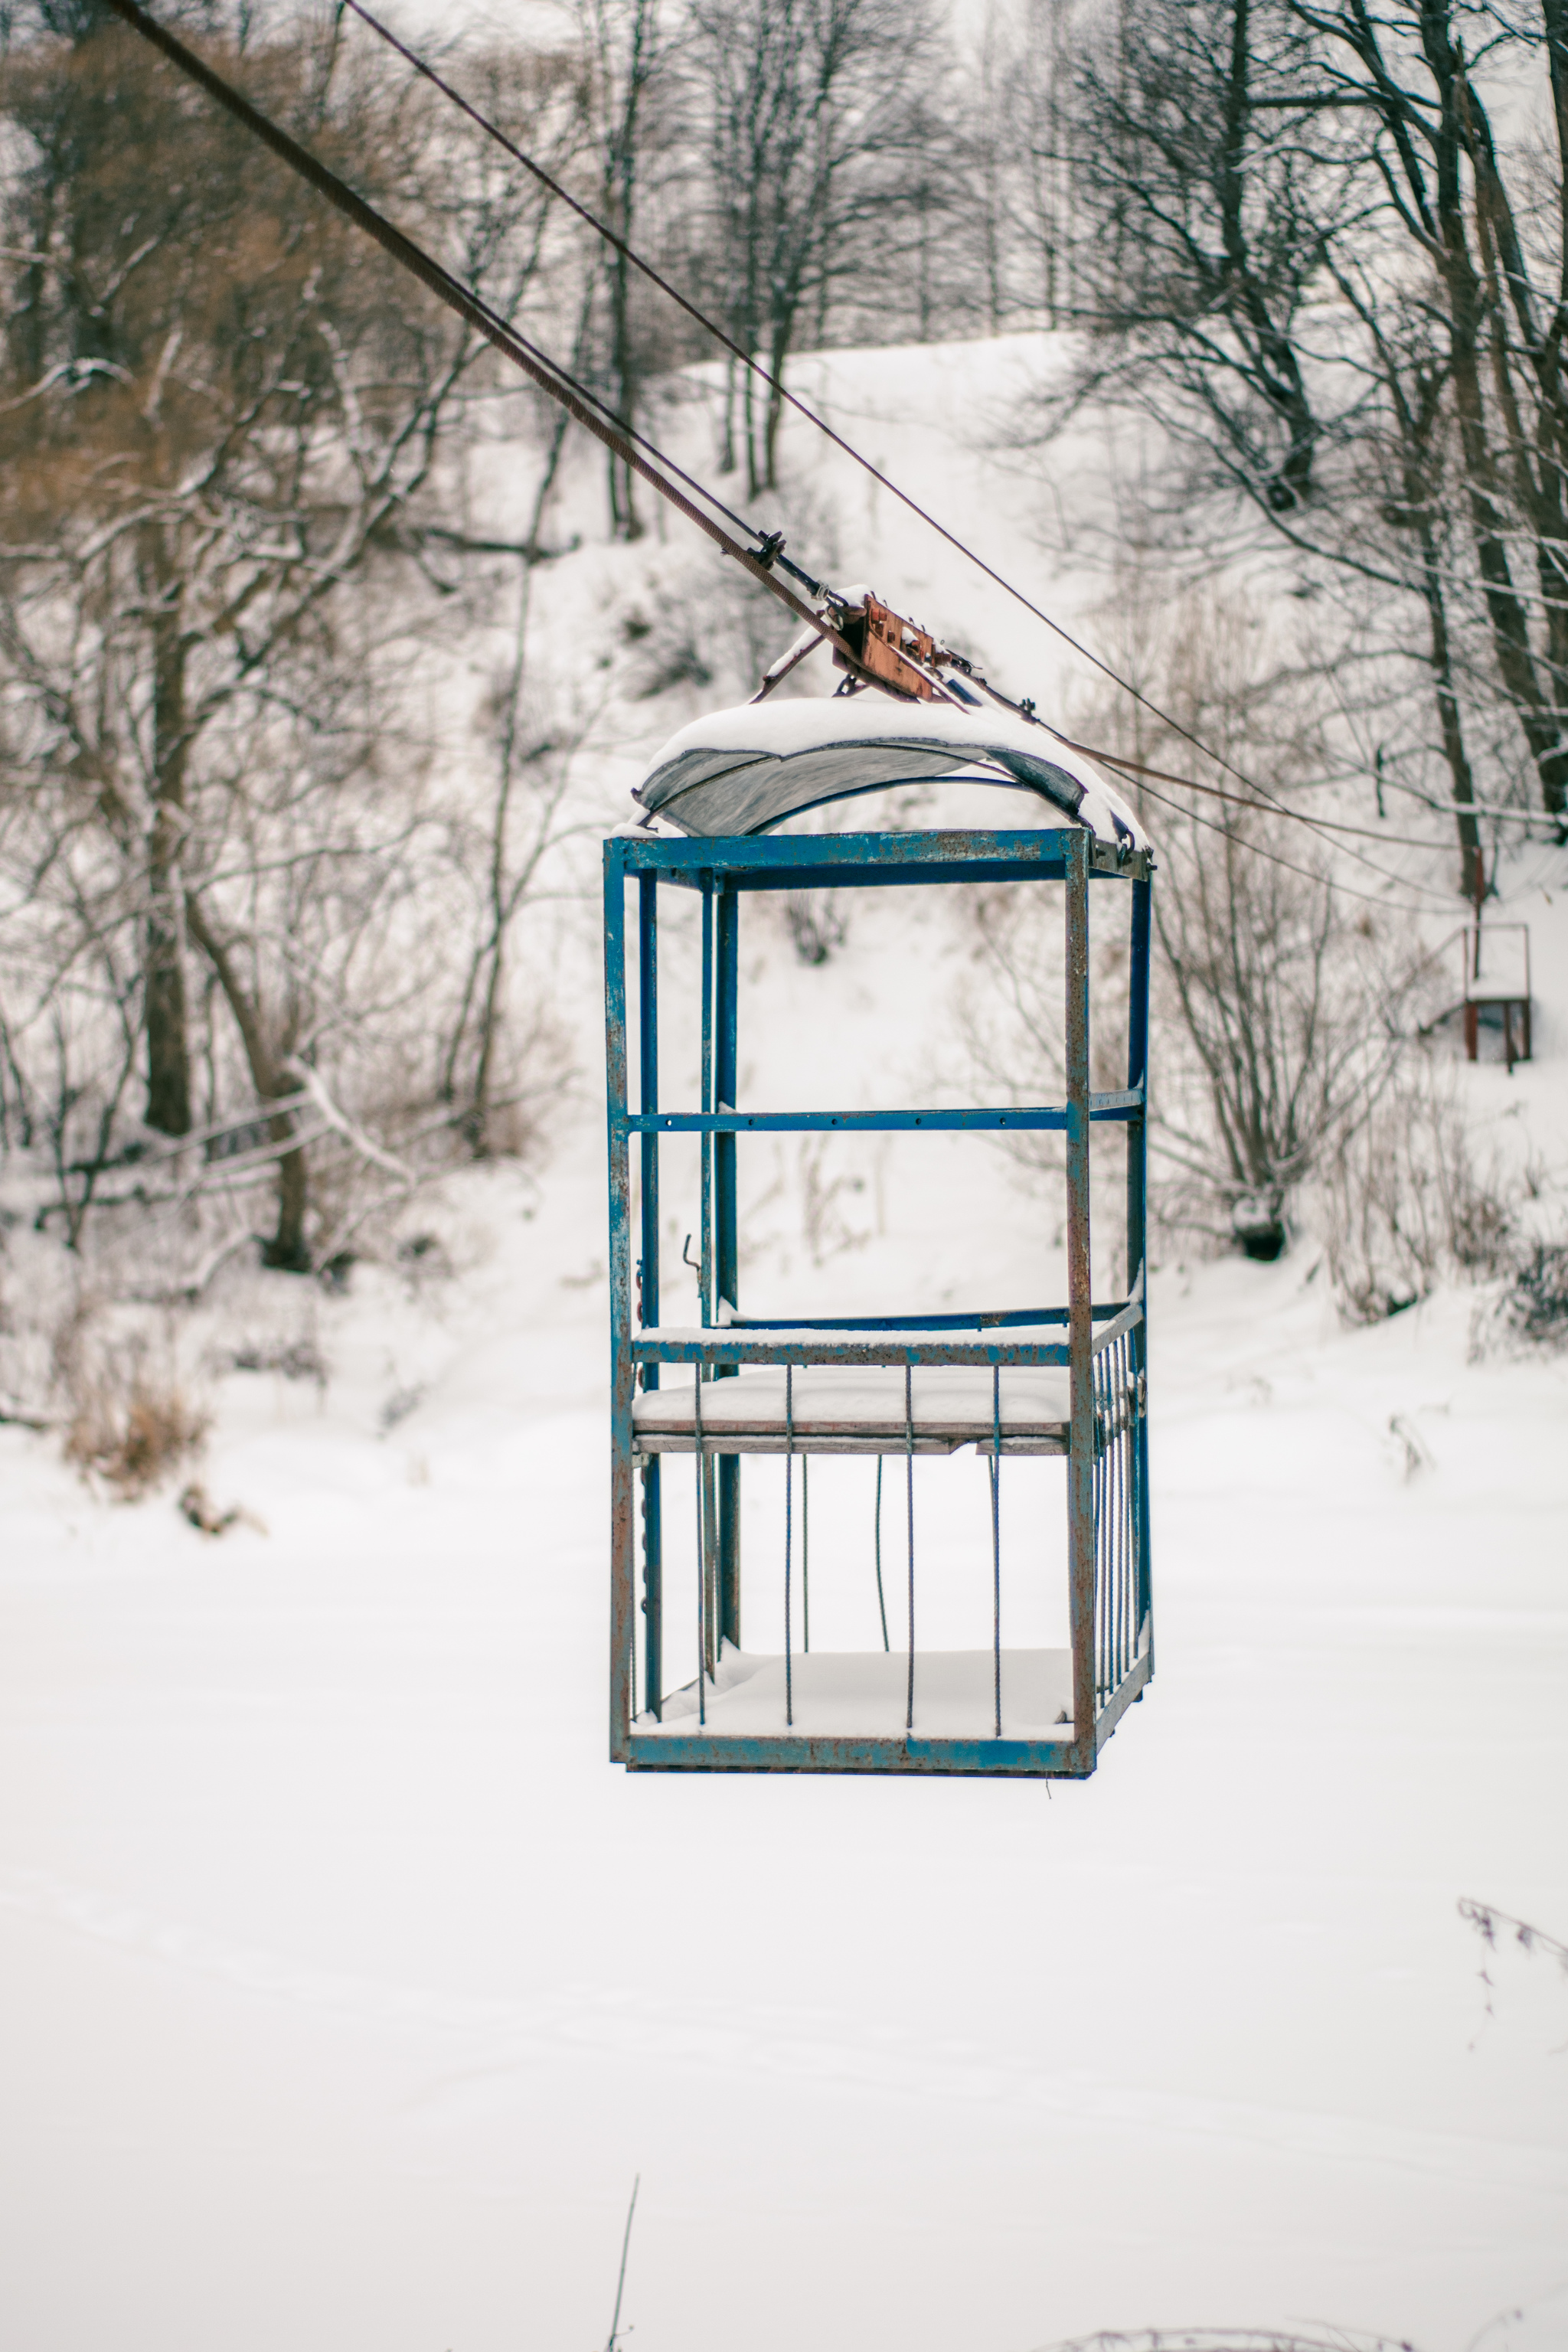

144,534,192,1135
1402,0,1568,816
1415,511,1485,898
458,404,573,1152
1374,349,1488,894
762,315,791,491
1217,0,1315,504
718,353,737,473
184,894,310,1271
593,0,659,540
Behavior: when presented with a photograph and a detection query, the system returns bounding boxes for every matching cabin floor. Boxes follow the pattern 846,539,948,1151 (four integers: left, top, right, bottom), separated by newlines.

635,1641,1077,1738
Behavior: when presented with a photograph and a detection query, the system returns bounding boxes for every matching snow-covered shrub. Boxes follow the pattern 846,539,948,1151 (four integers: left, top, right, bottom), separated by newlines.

1499,1242,1568,1348
784,890,849,965
1468,1238,1568,1359
1321,1061,1514,1322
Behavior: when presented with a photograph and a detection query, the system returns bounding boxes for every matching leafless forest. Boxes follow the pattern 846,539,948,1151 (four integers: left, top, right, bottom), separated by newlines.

2,0,1566,1459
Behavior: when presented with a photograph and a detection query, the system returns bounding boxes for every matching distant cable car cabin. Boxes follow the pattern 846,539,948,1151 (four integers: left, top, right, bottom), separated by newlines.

1462,923,1532,1071
1420,920,1534,1073
603,688,1155,1778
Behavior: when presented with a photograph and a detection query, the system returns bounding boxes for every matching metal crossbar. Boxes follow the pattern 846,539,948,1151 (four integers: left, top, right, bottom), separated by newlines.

628,1096,1142,1133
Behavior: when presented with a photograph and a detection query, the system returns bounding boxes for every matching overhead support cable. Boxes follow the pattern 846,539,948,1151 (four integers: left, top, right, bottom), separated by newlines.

99,0,1491,910
1050,733,1493,854
96,0,900,697
337,0,1467,886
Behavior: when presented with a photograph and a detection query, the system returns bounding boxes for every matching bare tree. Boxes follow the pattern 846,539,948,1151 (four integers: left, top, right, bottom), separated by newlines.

1101,588,1420,1250
961,582,1423,1269
1008,0,1568,870
0,3,575,1265
1293,0,1568,830
577,0,667,538
687,0,940,493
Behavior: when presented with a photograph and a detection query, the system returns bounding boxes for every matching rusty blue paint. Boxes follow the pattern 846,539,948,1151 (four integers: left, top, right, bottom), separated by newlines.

1129,875,1154,1670
637,874,662,1720
1064,831,1096,1743
615,825,1150,890
626,1094,1141,1134
716,884,741,1645
603,820,1154,1782
634,1335,1076,1367
625,1731,1095,1776
604,854,635,1761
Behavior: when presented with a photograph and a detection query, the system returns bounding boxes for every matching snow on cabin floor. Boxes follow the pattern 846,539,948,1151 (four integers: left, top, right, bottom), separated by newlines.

0,1153,1566,2352
640,1645,1079,1738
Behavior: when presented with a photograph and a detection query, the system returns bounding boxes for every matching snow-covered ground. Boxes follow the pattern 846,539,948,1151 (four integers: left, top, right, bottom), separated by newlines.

2,336,1566,2351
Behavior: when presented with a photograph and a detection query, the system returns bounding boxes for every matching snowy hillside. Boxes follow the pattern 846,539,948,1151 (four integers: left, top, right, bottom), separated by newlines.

2,335,1566,2352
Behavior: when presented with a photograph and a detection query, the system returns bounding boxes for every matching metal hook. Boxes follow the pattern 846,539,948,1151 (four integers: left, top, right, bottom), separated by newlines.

682,1232,700,1271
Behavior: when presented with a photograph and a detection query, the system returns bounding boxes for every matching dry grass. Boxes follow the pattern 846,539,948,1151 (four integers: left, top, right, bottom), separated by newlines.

54,1307,208,1498
63,1370,208,1498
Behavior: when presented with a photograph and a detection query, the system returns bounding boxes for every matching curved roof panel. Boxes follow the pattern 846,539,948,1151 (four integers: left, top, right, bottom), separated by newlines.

632,695,1150,851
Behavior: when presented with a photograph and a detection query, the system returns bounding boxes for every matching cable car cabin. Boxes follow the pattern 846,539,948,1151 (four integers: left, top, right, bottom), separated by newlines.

1462,923,1532,1071
603,694,1155,1778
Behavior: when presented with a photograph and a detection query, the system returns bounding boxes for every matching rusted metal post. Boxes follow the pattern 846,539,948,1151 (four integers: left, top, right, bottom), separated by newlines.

604,845,635,1760
716,885,741,1647
1065,831,1096,1761
1127,874,1153,1668
700,877,715,1327
638,875,662,1719
698,877,717,1670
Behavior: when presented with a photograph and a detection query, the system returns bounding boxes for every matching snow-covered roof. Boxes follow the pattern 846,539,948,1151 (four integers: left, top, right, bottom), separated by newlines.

629,694,1151,850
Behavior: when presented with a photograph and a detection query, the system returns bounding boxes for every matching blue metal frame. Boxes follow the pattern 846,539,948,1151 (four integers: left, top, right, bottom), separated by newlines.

604,824,1153,1778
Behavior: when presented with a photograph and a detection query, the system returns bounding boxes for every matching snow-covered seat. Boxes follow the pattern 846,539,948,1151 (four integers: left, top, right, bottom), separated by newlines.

632,1361,1070,1455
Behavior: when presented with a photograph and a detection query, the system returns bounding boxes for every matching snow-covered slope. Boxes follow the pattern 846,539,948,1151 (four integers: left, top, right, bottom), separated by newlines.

2,335,1566,2352
2,1142,1565,2352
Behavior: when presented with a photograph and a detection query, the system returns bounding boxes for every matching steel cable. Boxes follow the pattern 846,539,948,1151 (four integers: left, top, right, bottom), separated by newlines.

785,1363,795,1729
339,0,1497,897
905,1365,916,1736
96,0,884,691
991,1365,1001,1740
105,0,1498,911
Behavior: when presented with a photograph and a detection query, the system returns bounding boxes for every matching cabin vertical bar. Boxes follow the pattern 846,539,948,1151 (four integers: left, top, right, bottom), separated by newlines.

699,877,715,1324
1064,831,1095,1762
697,877,717,1671
604,845,635,1759
638,874,663,1718
1127,875,1153,1671
715,885,741,1647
